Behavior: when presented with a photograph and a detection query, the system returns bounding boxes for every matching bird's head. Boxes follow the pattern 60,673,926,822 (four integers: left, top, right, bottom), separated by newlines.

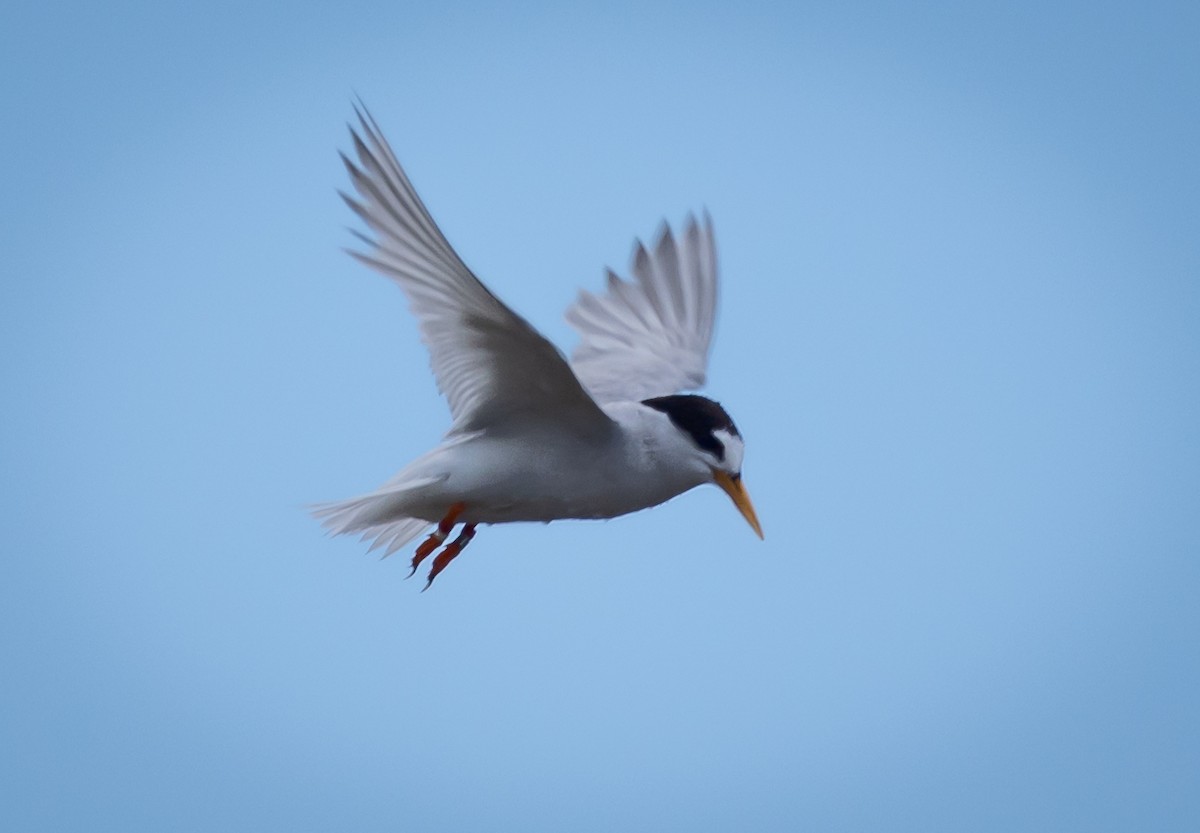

642,394,764,539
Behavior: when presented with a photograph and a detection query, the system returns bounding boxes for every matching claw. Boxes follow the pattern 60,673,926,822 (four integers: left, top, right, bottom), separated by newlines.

422,524,477,591
406,502,465,578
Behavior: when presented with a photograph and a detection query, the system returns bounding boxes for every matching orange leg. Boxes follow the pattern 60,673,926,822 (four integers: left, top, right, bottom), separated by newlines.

406,502,465,578
422,524,477,591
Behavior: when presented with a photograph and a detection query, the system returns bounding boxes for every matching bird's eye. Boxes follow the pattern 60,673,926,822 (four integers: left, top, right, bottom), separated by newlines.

709,435,726,462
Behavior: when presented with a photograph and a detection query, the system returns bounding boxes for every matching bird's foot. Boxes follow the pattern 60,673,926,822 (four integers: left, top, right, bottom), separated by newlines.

406,502,465,578
422,524,477,591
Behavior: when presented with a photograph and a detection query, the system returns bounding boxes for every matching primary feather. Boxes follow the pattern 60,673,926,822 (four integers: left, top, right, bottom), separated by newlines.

340,105,611,439
566,213,718,403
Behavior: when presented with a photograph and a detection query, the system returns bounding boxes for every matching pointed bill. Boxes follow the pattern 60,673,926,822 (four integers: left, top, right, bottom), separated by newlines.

712,470,764,539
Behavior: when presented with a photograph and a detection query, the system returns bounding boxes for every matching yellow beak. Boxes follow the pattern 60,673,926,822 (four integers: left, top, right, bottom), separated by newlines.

712,470,764,539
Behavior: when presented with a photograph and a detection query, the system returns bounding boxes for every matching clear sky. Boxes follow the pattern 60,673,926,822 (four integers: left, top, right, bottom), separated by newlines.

3,2,1198,831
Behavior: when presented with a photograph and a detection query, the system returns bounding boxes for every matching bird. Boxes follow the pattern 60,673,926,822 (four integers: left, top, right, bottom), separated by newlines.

313,105,763,589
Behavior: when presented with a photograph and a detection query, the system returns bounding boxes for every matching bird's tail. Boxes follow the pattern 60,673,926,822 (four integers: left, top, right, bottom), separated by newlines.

310,478,441,558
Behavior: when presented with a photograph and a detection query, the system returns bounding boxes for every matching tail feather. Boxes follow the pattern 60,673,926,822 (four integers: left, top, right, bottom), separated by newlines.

361,517,432,558
311,476,442,559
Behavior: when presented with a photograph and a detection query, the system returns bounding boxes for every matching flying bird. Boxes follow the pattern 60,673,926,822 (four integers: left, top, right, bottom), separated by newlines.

314,106,763,588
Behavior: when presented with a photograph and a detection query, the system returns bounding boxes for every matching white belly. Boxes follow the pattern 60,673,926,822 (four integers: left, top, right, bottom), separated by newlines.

402,425,705,525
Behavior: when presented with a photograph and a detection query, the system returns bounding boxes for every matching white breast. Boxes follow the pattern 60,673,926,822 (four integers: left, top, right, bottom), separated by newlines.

404,402,710,524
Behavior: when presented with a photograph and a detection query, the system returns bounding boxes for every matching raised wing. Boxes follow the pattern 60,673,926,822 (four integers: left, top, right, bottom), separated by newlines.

566,214,719,403
340,106,611,438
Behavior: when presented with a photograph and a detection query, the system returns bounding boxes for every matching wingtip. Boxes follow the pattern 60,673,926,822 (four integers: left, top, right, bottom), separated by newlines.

350,94,369,126
655,217,673,240
630,236,651,268
681,210,710,237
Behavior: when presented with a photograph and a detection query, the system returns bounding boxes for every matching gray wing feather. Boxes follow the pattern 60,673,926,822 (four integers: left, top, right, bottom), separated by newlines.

566,213,719,402
341,105,611,438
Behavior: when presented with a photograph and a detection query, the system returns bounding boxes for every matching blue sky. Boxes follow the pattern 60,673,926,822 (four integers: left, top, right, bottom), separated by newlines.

2,2,1198,831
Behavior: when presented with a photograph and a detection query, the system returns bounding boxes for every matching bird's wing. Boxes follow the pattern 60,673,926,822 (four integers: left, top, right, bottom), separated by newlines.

341,106,612,438
565,214,719,403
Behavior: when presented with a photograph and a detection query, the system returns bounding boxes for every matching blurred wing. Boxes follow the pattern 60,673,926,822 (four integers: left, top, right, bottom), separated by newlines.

566,214,718,403
341,105,611,438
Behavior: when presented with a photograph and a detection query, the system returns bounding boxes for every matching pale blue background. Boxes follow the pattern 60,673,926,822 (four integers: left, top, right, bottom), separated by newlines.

3,2,1198,831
